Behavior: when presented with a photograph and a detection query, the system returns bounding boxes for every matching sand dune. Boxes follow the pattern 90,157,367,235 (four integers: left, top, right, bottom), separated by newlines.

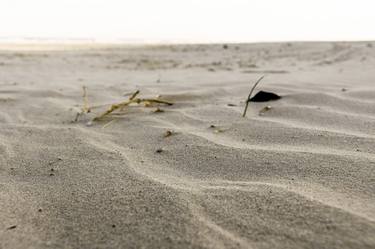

1,42,375,248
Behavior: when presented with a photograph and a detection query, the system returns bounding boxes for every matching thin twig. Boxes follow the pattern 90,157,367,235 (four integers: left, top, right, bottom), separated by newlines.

242,75,265,117
129,90,140,100
93,99,136,121
138,98,173,106
120,90,140,111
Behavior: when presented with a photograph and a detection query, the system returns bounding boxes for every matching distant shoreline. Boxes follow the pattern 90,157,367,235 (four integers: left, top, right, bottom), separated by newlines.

0,37,374,45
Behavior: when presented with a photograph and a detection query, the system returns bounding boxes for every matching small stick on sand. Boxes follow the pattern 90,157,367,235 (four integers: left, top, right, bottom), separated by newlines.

242,75,265,117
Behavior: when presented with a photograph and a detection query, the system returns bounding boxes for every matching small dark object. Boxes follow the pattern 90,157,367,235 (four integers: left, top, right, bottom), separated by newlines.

38,209,43,212
227,103,236,107
153,108,164,113
164,130,173,138
259,105,272,116
112,224,116,228
7,225,17,230
223,44,228,49
156,148,163,153
49,157,62,166
209,125,216,128
249,91,281,102
49,173,54,176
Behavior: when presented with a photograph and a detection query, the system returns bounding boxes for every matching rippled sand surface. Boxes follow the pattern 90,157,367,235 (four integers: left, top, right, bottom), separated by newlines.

1,42,375,249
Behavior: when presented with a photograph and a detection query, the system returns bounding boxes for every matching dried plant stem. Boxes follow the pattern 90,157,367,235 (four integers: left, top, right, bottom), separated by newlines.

129,90,140,100
93,90,173,121
138,98,173,106
242,75,265,117
120,90,140,111
93,99,135,121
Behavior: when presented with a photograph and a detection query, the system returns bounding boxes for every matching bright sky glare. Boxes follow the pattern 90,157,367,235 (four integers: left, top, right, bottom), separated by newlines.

0,0,374,43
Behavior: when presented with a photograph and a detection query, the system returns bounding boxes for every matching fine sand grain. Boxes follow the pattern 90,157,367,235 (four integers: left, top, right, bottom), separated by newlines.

0,42,375,249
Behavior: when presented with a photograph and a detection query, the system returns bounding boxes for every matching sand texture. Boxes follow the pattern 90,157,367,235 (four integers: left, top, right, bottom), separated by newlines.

0,42,375,249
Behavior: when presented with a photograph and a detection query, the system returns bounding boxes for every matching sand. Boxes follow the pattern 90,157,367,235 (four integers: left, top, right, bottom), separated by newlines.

0,42,374,249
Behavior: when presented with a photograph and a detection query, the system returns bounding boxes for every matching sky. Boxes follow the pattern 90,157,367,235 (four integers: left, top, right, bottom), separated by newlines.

0,0,374,43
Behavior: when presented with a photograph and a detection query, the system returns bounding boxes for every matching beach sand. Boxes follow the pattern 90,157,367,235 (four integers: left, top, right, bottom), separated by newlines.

0,42,374,249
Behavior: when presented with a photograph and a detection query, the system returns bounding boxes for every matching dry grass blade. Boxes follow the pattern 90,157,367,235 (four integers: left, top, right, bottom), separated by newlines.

93,99,135,121
129,90,140,100
120,90,140,111
93,90,173,121
242,75,265,117
139,98,173,106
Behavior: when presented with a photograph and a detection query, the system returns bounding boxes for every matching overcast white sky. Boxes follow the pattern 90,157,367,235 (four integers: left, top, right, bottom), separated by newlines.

0,0,374,43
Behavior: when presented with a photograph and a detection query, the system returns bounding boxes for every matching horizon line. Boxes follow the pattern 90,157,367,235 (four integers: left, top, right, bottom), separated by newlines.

1,37,375,45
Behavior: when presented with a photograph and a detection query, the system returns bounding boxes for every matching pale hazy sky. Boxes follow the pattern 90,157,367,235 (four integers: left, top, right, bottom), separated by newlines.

0,0,374,43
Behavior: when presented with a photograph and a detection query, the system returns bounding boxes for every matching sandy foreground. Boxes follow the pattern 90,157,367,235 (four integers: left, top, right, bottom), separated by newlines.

0,42,374,249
